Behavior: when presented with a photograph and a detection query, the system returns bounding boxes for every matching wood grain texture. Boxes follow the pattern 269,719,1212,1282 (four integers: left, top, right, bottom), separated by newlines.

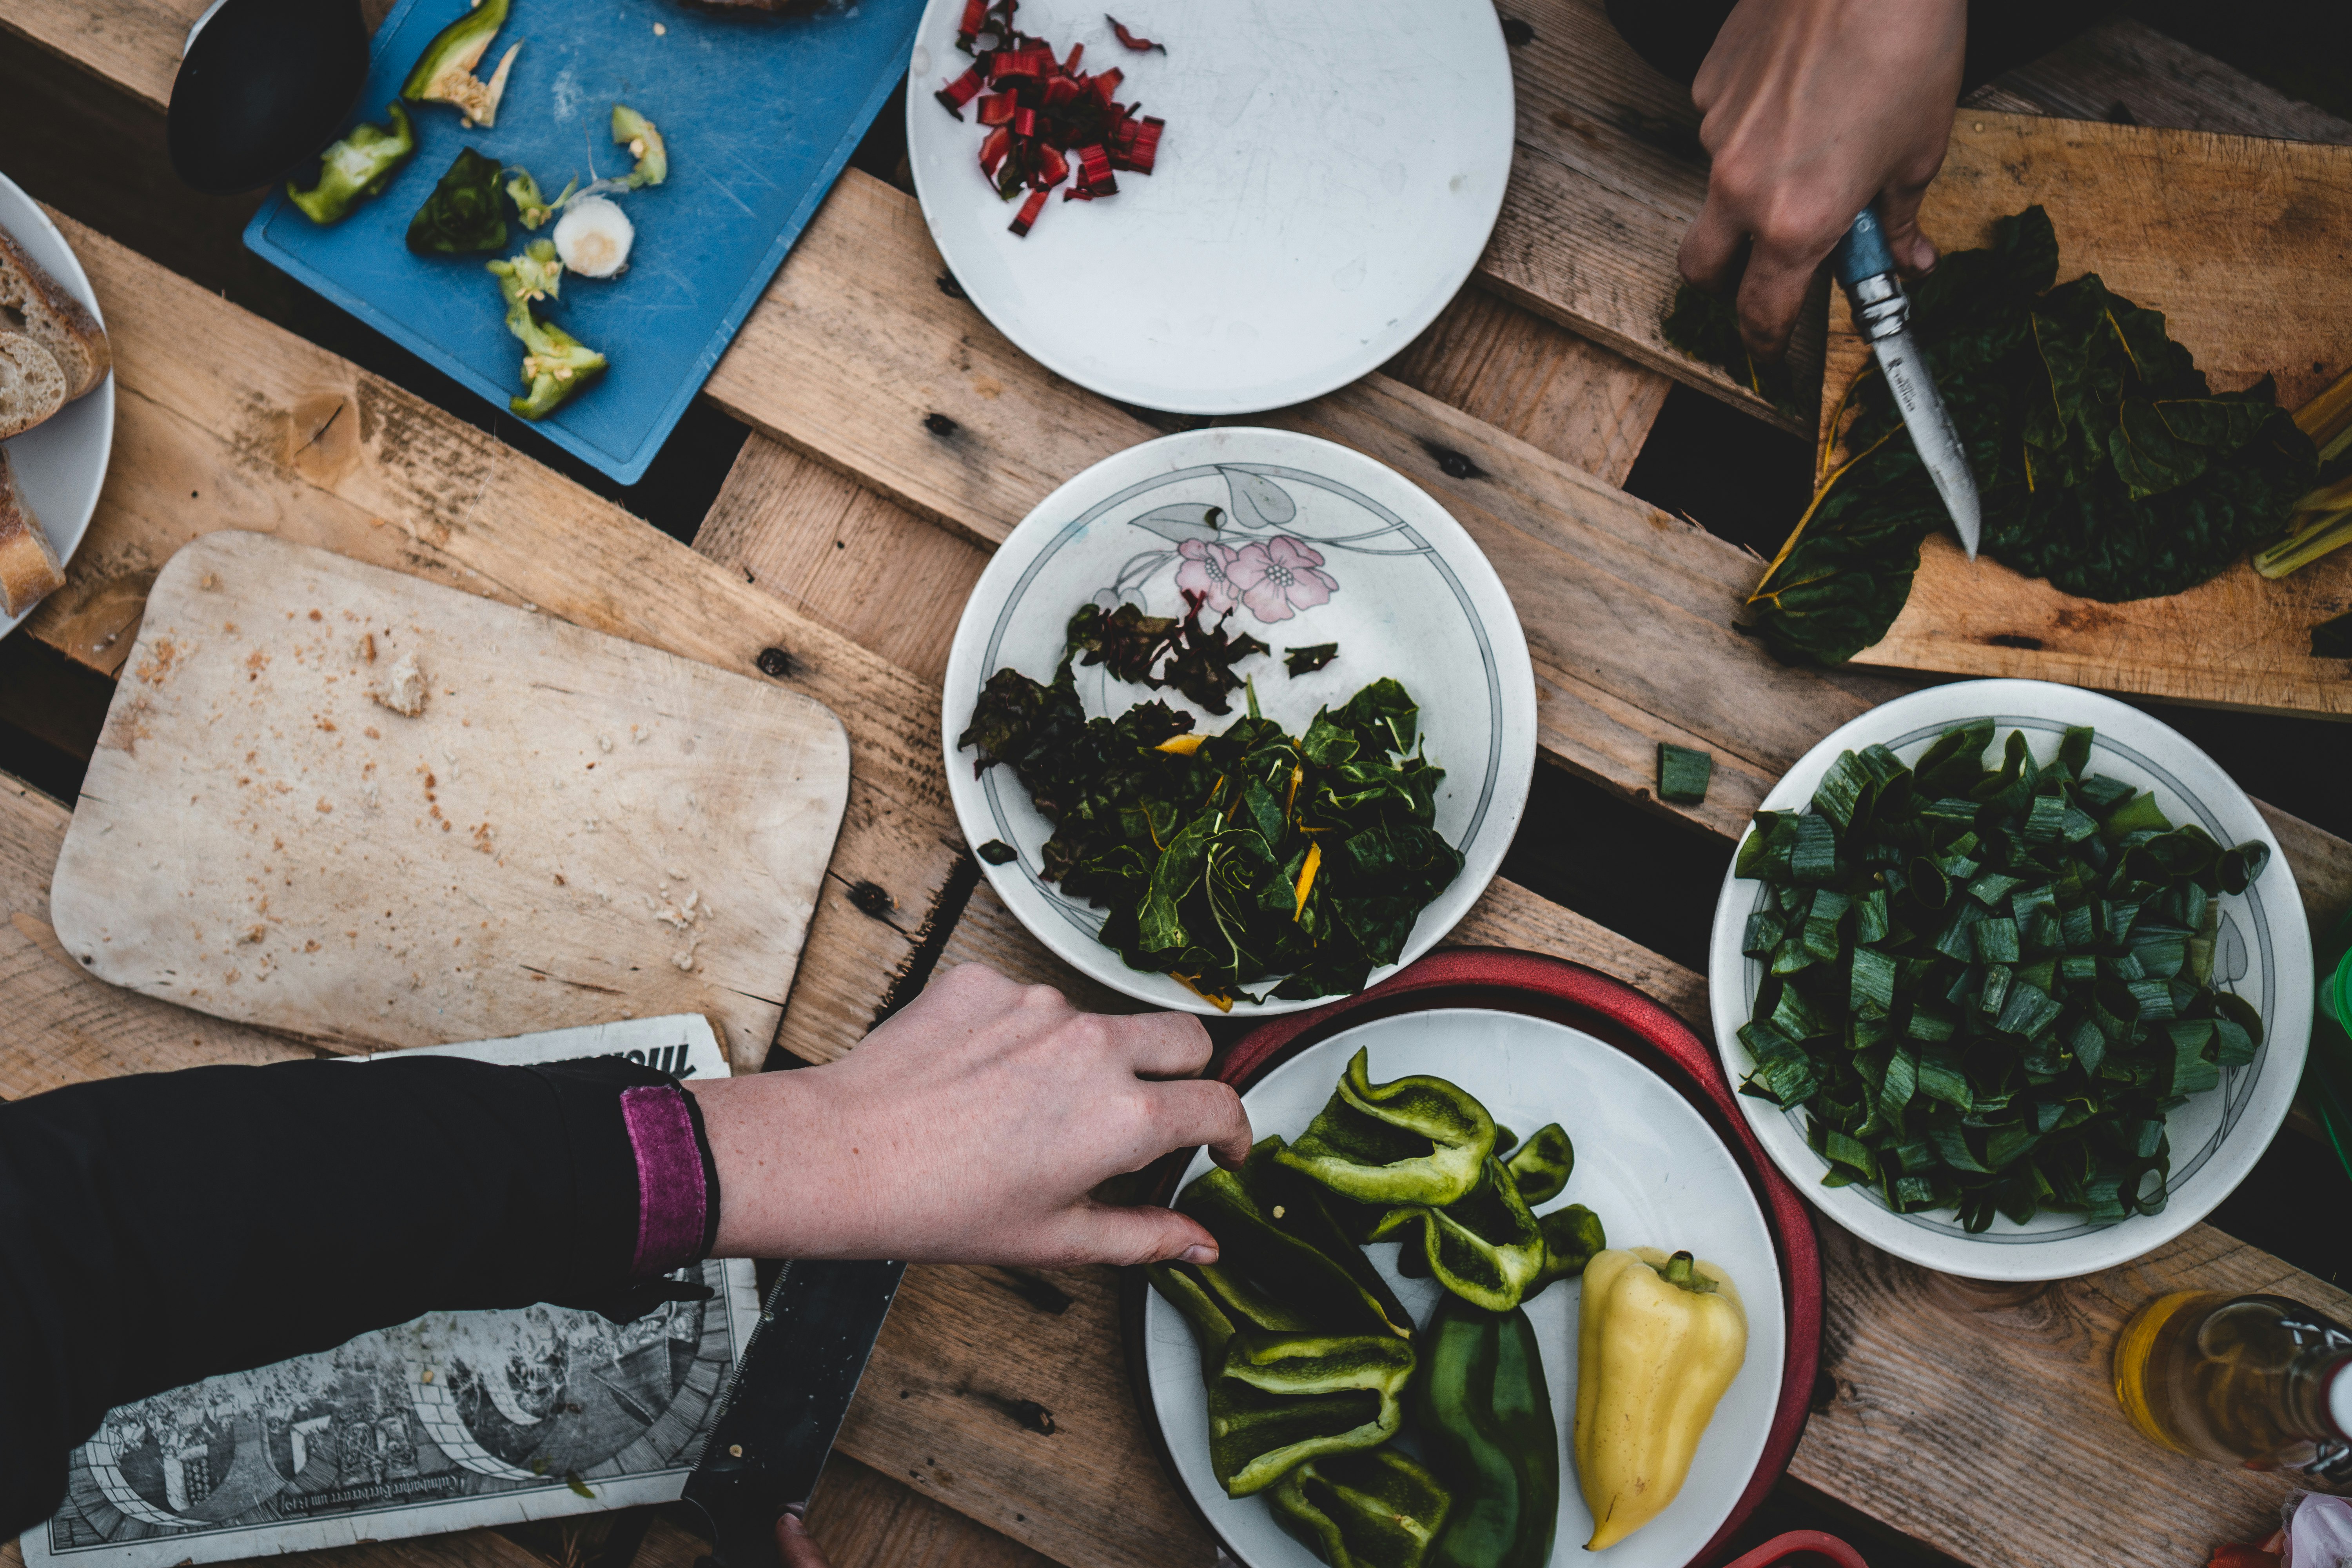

1814,112,2352,718
1380,286,1672,488
693,438,989,688
1993,17,2352,145
635,1475,1056,1568
1796,1221,2352,1568
48,533,848,1068
20,214,965,1069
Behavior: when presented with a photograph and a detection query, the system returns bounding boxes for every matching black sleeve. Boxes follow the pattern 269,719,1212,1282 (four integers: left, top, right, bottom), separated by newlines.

0,1054,712,1539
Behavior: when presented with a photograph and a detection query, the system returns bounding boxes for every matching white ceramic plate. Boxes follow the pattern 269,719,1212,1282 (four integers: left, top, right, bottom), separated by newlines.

1706,679,2312,1283
903,0,1514,414
942,426,1535,1014
1143,1008,1788,1568
0,171,113,642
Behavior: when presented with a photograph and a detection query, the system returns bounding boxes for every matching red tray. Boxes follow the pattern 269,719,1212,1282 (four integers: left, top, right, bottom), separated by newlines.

1120,947,1824,1568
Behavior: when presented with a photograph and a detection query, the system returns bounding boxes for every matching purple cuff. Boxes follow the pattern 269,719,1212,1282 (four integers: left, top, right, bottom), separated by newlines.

619,1085,709,1278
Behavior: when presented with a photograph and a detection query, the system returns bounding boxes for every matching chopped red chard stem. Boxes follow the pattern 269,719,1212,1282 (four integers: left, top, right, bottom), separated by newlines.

1106,15,1164,53
1009,187,1050,236
936,4,1164,227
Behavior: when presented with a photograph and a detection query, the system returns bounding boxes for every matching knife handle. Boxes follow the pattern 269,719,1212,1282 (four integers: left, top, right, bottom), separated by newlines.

1831,205,1897,290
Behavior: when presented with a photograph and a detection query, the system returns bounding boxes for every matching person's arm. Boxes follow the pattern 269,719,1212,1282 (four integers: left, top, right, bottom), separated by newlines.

1677,0,1967,359
0,962,1243,1543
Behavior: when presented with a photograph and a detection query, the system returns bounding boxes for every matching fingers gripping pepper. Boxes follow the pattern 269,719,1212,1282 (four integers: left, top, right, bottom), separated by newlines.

1411,1296,1559,1568
286,103,415,224
1270,1446,1452,1568
1369,1154,1547,1312
1274,1048,1496,1207
1575,1248,1748,1550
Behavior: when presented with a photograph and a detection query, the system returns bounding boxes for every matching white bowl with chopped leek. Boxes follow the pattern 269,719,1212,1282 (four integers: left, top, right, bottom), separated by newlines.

1707,679,2310,1281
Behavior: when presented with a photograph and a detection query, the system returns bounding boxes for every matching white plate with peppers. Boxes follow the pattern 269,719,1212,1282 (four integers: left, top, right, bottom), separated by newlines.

1141,1007,1787,1568
904,0,1516,414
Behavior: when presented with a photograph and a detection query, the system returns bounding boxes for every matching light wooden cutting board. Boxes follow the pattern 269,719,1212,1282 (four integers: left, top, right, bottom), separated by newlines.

1818,111,2352,719
50,532,851,1070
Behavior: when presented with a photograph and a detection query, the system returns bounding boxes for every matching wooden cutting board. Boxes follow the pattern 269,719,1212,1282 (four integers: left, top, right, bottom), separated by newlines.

49,532,851,1070
1818,111,2352,718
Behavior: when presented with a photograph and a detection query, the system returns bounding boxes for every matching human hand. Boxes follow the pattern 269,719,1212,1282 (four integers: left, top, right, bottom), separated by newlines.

1679,0,1966,360
775,1510,828,1568
688,964,1251,1267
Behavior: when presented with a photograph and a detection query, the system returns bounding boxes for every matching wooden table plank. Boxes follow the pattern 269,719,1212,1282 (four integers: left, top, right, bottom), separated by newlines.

1993,17,2352,144
0,0,1776,434
21,213,964,1071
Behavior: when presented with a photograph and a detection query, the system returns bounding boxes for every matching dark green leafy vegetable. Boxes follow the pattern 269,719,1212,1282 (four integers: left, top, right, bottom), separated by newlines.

1661,284,1806,423
408,148,510,255
957,643,1463,1001
1746,207,2316,664
976,838,1018,865
1734,720,2272,1232
1657,744,1713,806
1067,593,1270,714
1287,643,1341,676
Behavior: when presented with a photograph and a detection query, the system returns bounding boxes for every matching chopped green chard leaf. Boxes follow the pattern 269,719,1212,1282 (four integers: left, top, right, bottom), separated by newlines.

1731,721,2269,1231
1285,643,1340,677
1657,743,1713,805
957,617,1463,1004
1068,594,1270,715
976,838,1019,865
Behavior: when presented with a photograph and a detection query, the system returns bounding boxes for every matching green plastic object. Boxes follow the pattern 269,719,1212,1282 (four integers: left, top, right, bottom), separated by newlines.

1657,743,1713,805
2310,905,2352,1185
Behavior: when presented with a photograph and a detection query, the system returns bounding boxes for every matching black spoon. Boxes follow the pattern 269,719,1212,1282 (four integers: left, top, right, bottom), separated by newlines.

168,0,370,195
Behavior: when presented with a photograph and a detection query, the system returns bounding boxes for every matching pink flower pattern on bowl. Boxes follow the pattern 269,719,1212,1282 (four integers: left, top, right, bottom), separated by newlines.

1229,535,1338,623
1174,539,1245,615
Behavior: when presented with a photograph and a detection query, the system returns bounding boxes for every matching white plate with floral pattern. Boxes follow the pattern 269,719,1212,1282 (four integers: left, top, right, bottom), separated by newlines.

942,427,1535,1014
1706,679,2311,1282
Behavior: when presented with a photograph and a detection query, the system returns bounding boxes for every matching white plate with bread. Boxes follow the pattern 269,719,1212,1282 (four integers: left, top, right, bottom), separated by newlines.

0,171,113,640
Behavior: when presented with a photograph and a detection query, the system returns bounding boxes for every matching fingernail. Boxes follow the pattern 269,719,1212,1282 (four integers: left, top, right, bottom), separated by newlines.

780,1509,808,1532
1181,1243,1217,1265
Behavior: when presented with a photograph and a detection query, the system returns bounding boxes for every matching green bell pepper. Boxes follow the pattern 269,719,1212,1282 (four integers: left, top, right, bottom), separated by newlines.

612,103,668,187
1270,1446,1452,1568
286,103,415,224
506,168,576,230
1274,1048,1497,1207
1411,1294,1559,1568
1212,1329,1416,1495
1177,1138,1414,1338
1501,1123,1573,1206
1386,1128,1591,1301
401,0,520,128
1370,1153,1547,1312
486,240,606,419
408,147,508,255
1527,1203,1607,1296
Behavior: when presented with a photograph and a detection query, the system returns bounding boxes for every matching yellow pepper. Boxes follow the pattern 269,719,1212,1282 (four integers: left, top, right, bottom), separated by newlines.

1573,1247,1746,1550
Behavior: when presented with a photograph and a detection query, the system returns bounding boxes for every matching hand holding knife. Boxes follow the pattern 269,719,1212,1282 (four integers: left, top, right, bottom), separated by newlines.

1831,204,1983,559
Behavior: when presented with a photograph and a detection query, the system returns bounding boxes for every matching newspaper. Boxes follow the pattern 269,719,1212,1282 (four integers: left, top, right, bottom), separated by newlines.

23,1016,759,1568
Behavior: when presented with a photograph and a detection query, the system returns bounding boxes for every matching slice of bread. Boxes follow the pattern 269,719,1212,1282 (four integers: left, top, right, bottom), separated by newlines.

0,330,66,439
0,224,110,401
0,448,65,619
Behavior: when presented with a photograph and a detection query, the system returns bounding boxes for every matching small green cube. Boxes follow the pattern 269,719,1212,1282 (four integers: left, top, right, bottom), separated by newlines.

1657,743,1713,805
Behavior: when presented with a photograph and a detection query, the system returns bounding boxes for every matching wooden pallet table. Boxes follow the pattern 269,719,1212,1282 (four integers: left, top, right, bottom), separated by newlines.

4,6,2352,1568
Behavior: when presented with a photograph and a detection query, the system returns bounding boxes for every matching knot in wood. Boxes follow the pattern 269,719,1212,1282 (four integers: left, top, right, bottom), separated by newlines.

755,646,795,679
848,880,896,918
1421,441,1485,481
924,412,961,439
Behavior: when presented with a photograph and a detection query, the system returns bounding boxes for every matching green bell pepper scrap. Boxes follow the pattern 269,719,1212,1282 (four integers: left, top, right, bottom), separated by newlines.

1501,1122,1573,1205
1369,1153,1547,1312
1411,1294,1559,1568
1176,1138,1413,1338
505,168,575,230
401,0,520,128
408,147,509,254
612,103,668,187
486,239,605,419
1270,1446,1452,1568
1211,1330,1416,1496
1528,1204,1607,1296
1275,1047,1497,1207
286,103,415,224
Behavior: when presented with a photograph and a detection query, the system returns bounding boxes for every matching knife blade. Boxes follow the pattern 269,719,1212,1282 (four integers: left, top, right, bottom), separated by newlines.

680,1258,904,1568
1831,205,1983,559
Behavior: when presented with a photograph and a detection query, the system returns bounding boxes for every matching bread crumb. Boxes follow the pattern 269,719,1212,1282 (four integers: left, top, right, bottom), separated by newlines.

359,632,376,663
597,733,613,753
370,652,426,717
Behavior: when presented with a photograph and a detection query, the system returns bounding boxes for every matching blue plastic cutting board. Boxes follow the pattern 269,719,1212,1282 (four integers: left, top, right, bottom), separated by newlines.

245,0,923,484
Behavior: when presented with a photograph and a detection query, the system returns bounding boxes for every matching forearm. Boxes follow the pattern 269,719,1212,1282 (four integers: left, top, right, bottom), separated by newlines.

0,1054,710,1536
